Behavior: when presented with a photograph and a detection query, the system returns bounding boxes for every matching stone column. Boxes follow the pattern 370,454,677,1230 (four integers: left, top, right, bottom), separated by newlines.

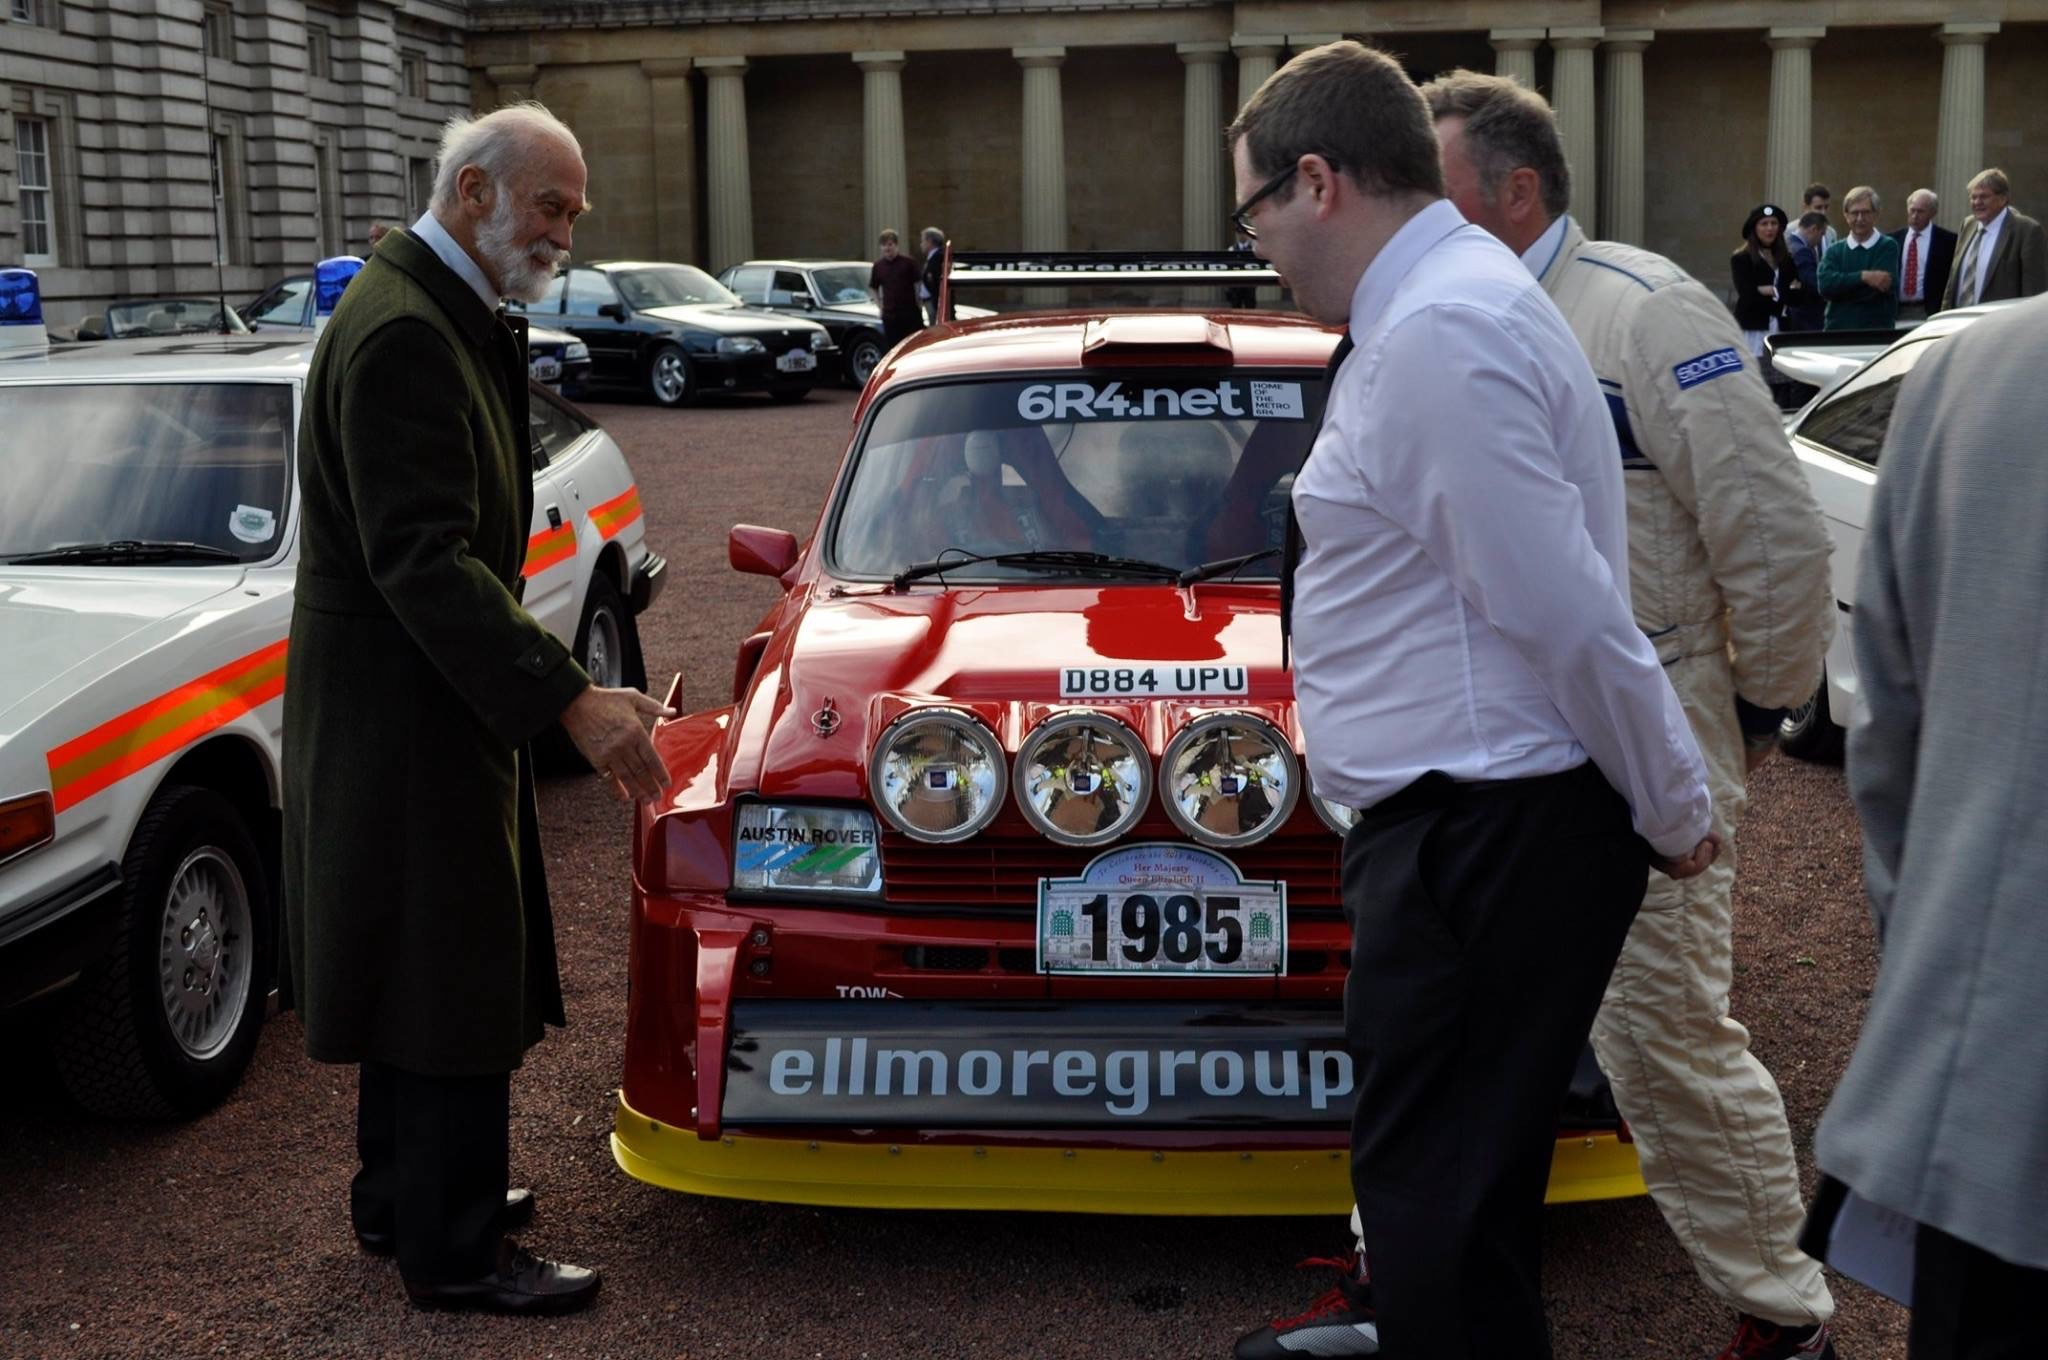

1936,23,1998,232
1765,29,1824,212
1015,47,1067,253
1549,28,1602,240
1600,31,1652,244
642,59,696,264
485,63,538,105
1489,29,1544,88
855,51,909,254
1232,33,1285,111
700,56,753,271
1179,43,1229,253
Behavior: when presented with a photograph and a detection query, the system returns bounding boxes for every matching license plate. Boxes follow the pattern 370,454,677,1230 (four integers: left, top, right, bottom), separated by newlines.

530,356,561,382
775,350,816,373
1038,843,1286,976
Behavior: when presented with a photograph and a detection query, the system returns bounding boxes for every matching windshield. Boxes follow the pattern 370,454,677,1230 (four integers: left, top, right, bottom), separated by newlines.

614,266,737,310
811,267,872,306
104,300,251,338
829,372,1328,581
0,382,293,564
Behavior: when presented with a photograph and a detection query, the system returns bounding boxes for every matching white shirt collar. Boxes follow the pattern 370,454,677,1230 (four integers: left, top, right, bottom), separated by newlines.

1347,199,1469,333
1516,214,1571,281
1980,205,2012,237
1845,228,1884,250
411,210,501,314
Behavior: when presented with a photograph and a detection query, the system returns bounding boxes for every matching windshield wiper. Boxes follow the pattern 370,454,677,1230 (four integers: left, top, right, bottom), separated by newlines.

891,549,1180,591
4,539,243,566
1177,547,1279,587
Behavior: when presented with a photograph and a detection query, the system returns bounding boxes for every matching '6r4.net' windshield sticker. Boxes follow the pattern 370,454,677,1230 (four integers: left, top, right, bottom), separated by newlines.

228,505,277,544
1062,665,1249,698
1016,380,1305,422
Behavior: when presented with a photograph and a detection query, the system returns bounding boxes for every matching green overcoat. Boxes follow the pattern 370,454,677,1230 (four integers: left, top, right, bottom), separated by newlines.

282,230,590,1075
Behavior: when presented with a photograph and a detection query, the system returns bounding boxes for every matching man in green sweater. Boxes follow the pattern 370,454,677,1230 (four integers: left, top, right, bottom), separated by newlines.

1819,185,1901,330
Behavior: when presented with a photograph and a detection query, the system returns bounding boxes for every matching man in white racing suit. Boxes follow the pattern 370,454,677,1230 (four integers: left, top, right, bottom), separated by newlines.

1422,72,1839,1360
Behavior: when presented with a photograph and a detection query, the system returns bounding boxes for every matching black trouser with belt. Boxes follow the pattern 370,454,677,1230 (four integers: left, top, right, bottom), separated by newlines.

351,1062,510,1284
1343,763,1649,1359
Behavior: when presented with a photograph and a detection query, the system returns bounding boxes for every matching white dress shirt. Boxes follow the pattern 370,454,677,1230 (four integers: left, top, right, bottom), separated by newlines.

410,209,501,314
1897,224,1934,302
1290,199,1712,857
1962,206,2010,305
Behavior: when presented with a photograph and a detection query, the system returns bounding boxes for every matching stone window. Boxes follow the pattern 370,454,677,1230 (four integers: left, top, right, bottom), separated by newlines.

306,23,331,80
208,121,251,266
16,115,56,264
201,1,234,63
10,0,54,27
406,156,433,219
401,49,428,100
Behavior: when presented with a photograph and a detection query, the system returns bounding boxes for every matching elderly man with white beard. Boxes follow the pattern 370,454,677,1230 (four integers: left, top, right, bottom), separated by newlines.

282,102,673,1315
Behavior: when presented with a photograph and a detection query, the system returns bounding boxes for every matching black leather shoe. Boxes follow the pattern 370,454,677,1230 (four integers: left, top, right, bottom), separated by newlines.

403,1239,601,1315
355,1187,535,1257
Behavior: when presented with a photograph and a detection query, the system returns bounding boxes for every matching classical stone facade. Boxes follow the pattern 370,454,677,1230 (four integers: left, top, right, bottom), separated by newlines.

463,0,2048,295
6,0,2048,321
0,0,469,323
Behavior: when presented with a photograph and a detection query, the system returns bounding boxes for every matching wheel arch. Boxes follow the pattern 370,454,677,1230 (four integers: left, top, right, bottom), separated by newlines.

152,734,281,962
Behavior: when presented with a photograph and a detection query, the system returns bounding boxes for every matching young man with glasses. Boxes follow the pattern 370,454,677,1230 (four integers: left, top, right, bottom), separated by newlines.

1225,41,1717,1360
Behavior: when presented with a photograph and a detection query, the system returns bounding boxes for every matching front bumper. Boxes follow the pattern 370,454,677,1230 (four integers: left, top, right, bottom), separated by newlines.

630,551,667,615
611,1093,1645,1214
693,346,837,392
614,892,1646,1214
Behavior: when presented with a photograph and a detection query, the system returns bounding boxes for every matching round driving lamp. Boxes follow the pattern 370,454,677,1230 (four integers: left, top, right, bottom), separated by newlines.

1311,789,1361,836
1013,712,1151,847
1158,712,1301,848
868,708,1007,843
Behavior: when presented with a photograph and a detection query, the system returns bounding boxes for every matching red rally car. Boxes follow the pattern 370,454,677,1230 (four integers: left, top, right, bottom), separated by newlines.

613,254,1645,1215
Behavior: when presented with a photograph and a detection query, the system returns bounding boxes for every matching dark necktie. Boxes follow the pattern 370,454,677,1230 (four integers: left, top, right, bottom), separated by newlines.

1279,330,1355,670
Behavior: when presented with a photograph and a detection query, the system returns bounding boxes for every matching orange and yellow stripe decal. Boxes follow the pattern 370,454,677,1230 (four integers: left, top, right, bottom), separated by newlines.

523,521,577,578
589,485,643,541
46,639,289,814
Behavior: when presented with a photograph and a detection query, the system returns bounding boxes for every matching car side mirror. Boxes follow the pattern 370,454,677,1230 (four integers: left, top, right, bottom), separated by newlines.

75,315,107,341
791,291,814,310
730,524,799,579
598,302,627,321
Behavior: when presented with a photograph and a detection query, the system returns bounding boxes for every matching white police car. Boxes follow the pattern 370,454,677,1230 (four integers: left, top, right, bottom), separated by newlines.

0,266,665,1117
1771,300,2017,758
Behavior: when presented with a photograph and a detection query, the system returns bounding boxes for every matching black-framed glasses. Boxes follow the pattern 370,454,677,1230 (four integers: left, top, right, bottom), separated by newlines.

1230,163,1302,240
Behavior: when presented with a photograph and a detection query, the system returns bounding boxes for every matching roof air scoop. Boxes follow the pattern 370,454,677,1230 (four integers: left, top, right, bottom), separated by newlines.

1081,314,1233,363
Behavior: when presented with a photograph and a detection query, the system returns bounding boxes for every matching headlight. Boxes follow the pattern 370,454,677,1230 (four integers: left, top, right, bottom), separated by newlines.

1159,713,1300,848
1013,712,1150,847
809,330,830,351
564,341,589,361
868,708,1006,843
732,804,881,896
717,336,766,355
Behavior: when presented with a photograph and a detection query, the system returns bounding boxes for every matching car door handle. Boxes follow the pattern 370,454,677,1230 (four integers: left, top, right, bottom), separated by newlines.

546,505,563,529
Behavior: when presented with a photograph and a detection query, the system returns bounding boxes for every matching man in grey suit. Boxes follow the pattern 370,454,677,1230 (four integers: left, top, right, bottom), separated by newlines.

1815,292,2048,1354
1939,168,2046,308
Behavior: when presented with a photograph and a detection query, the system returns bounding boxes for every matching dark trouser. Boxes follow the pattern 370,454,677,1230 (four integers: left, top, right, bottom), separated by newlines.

882,310,923,348
1910,1224,2048,1358
1343,763,1648,1359
1897,300,1929,321
351,1061,511,1284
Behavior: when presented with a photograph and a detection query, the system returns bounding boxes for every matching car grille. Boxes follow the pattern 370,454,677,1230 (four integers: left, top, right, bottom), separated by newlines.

878,828,1342,913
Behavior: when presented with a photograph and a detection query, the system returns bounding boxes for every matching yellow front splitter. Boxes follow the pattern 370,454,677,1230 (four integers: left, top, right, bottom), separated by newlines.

611,1095,1645,1215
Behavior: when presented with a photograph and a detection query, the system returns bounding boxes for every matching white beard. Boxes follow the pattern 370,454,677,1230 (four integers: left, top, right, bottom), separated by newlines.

478,192,567,303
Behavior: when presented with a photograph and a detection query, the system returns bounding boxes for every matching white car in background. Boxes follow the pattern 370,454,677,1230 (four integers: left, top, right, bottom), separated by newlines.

1771,301,2016,758
0,311,664,1119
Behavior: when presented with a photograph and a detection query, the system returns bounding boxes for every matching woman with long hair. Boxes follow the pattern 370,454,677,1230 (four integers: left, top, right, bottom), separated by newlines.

1731,204,1798,357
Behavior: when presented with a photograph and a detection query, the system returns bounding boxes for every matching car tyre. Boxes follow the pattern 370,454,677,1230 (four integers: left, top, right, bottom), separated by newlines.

844,331,885,388
768,384,813,404
1779,672,1845,762
539,571,646,770
645,343,694,408
51,786,271,1119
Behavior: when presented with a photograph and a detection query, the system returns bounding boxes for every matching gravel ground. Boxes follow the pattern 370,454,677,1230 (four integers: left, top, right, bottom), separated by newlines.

0,387,1906,1359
